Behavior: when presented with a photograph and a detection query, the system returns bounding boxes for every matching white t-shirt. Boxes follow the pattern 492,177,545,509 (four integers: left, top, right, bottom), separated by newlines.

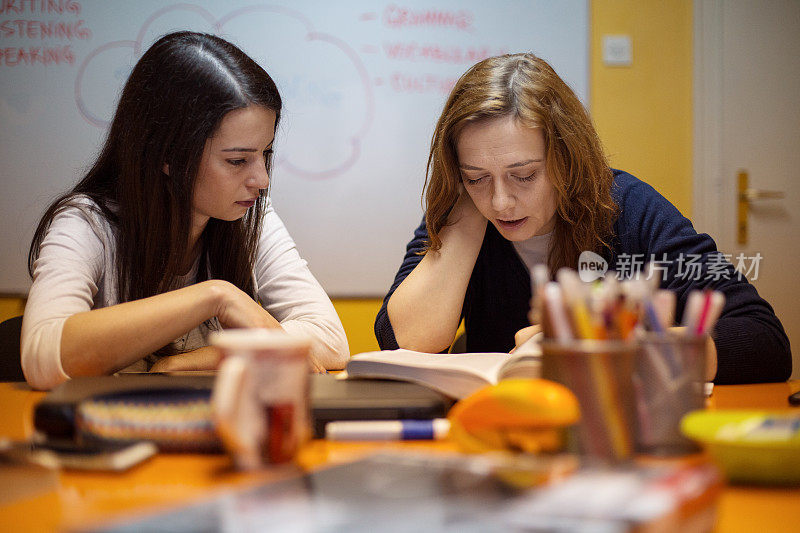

512,231,552,272
21,197,349,389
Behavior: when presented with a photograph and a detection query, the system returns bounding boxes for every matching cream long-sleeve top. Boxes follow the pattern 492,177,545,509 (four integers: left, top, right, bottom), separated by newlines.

22,196,349,390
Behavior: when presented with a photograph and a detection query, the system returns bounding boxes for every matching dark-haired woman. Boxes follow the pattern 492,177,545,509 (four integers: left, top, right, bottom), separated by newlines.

375,53,791,384
22,32,348,390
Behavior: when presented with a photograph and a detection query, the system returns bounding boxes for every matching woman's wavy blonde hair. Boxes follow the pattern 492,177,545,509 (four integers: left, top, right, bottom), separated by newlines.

424,53,618,274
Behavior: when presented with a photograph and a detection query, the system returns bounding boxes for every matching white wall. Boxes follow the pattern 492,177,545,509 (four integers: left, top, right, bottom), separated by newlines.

0,0,588,296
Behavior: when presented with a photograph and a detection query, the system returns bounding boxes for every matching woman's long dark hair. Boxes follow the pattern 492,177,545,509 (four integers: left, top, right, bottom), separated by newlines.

29,31,281,304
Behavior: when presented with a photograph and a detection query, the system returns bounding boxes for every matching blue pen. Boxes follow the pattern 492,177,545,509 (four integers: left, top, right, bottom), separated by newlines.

325,419,451,441
643,295,681,378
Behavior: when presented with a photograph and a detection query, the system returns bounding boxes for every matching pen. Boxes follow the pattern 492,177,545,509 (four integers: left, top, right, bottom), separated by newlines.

529,263,550,325
556,269,595,339
695,290,713,336
698,291,725,336
653,289,676,330
543,282,573,341
325,419,451,441
681,290,704,332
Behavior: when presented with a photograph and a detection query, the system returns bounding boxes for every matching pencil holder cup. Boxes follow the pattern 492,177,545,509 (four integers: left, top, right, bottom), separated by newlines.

210,329,312,469
540,340,638,464
633,332,708,456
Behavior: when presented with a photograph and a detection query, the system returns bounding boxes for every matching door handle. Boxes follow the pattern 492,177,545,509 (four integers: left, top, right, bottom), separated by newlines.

740,189,786,202
737,170,786,245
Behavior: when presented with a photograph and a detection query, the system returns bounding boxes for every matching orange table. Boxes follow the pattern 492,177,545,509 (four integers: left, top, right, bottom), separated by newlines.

1,380,798,532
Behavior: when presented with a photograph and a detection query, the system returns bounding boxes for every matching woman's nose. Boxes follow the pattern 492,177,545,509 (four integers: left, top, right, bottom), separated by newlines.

491,180,514,211
247,162,270,190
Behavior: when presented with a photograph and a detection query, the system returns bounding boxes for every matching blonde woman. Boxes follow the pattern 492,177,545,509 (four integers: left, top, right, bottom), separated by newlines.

375,53,790,384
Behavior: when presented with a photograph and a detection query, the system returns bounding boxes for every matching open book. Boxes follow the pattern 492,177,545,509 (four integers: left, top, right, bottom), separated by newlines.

344,346,541,400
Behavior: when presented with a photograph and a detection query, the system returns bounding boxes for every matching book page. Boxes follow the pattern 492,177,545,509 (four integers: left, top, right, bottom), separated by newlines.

497,352,541,381
498,333,542,380
348,350,513,381
345,350,516,398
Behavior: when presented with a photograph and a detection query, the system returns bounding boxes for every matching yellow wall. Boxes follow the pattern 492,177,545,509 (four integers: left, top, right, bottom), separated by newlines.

331,298,383,354
1,1,694,355
0,298,24,323
591,0,694,216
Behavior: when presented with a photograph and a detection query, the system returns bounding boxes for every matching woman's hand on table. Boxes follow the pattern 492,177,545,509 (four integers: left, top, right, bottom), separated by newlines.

512,324,542,353
149,346,222,372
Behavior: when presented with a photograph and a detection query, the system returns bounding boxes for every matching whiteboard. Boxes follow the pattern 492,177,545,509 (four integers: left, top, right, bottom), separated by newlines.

0,0,588,296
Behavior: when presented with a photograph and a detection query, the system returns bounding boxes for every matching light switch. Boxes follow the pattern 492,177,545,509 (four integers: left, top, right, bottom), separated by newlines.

603,35,632,67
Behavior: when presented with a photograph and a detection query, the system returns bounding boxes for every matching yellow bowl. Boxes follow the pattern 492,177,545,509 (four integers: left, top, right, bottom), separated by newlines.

681,410,800,485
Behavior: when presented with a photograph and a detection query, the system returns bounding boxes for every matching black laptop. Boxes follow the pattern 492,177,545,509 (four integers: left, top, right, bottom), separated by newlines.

33,373,451,440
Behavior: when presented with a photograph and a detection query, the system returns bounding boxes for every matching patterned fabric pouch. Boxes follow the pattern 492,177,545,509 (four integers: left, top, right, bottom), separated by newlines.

76,389,220,453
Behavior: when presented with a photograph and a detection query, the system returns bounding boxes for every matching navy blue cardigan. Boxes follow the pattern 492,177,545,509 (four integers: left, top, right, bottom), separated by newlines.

375,171,792,384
